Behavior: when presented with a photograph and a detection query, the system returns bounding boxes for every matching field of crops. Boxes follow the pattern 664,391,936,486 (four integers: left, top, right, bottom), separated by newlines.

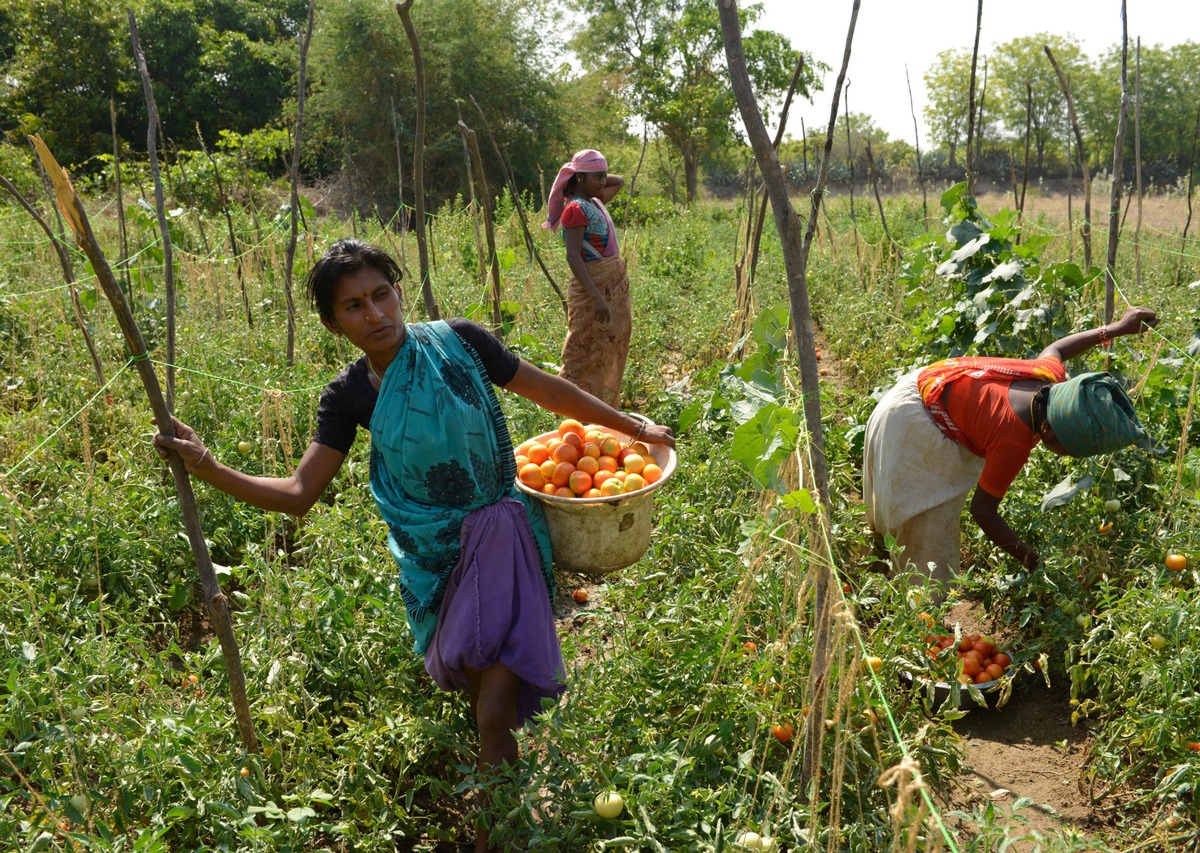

1,171,1199,850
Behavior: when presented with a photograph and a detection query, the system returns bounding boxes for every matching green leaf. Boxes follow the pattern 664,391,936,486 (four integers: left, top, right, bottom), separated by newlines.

780,489,817,514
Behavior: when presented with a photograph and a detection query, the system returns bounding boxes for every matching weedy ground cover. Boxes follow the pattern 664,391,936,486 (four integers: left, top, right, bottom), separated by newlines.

0,181,1197,850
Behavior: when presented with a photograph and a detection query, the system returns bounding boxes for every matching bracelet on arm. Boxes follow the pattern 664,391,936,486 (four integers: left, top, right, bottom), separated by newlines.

1098,325,1111,348
187,447,211,475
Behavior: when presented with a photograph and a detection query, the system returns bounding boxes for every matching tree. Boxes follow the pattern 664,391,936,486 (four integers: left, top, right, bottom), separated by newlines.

305,0,565,214
989,33,1083,170
0,0,309,169
578,0,816,201
0,0,126,166
1080,41,1200,183
924,48,972,168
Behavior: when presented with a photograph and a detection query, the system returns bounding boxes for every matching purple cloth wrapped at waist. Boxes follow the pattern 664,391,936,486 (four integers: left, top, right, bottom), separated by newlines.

424,497,566,724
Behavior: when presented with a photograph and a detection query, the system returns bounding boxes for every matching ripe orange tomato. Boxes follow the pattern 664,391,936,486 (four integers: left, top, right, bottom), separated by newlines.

573,588,589,604
771,723,794,744
1166,553,1188,572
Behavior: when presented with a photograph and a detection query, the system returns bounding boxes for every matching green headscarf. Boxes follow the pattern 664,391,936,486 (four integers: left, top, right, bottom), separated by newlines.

1046,372,1147,457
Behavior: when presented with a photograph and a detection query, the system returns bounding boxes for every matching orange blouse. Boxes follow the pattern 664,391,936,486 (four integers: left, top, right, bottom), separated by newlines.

918,356,1067,498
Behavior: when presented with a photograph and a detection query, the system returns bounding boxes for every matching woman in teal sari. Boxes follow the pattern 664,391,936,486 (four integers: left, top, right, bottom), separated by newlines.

155,239,674,852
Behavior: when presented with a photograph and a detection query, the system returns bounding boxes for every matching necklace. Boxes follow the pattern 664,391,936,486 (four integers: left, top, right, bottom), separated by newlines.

368,358,385,386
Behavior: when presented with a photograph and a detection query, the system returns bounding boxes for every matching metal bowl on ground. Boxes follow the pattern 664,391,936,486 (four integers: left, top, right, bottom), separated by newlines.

901,670,1005,712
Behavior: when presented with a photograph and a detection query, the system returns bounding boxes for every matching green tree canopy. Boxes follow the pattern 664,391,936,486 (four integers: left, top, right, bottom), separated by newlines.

577,0,817,201
924,48,972,168
305,0,565,216
1078,40,1200,184
989,33,1083,170
0,0,307,169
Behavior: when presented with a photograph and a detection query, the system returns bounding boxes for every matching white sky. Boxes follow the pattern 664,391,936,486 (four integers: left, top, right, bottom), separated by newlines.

756,0,1200,144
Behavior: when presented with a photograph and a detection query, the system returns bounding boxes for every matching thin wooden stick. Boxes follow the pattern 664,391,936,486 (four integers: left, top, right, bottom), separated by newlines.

1133,38,1143,289
1046,46,1093,270
31,134,260,755
905,64,928,227
128,10,177,407
865,136,902,260
965,0,983,196
467,95,567,315
0,176,106,386
109,99,133,297
457,118,502,332
196,125,251,328
1177,103,1200,285
396,0,439,320
283,0,315,366
1103,1,1131,324
1017,83,1033,242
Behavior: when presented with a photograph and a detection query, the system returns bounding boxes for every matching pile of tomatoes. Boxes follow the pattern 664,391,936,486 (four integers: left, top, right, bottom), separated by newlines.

924,632,1013,686
514,418,663,499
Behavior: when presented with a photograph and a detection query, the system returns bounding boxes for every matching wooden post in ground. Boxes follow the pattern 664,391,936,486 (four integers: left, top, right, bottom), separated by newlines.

720,0,854,806
31,135,260,755
396,0,440,320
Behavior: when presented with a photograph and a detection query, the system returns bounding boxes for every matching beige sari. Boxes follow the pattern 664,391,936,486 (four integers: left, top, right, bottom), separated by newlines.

560,255,632,410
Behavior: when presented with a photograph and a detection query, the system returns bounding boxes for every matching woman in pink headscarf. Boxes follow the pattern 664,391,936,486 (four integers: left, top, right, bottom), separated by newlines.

544,149,632,409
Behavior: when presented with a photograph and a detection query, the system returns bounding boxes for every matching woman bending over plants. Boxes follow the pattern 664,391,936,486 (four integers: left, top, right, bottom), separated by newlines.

863,305,1158,602
154,239,673,852
544,148,631,409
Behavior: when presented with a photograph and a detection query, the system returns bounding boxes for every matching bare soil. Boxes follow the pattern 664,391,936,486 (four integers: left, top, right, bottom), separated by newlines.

938,600,1109,849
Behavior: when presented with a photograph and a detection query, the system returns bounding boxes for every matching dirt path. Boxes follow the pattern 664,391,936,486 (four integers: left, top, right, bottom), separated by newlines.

938,600,1112,849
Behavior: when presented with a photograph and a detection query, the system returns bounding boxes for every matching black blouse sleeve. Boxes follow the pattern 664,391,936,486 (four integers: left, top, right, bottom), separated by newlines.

447,318,521,386
312,358,375,454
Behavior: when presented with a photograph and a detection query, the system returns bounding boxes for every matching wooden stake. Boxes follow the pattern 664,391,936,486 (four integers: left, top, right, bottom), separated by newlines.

31,135,260,755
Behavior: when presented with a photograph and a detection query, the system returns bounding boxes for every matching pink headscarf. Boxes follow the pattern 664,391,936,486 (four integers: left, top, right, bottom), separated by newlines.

543,149,609,232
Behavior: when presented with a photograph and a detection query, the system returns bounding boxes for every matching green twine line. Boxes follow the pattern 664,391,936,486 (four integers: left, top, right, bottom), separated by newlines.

148,358,328,395
839,597,962,853
1,359,135,481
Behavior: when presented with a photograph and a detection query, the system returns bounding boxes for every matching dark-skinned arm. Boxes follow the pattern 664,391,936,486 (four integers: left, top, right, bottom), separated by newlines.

503,361,674,447
154,416,346,516
970,486,1040,571
597,174,624,205
1038,306,1158,362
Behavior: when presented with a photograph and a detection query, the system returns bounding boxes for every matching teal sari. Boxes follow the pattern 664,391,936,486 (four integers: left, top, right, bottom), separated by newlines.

368,321,554,653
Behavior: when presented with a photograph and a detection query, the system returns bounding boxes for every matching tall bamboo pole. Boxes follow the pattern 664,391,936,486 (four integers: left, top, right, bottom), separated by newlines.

721,0,855,806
